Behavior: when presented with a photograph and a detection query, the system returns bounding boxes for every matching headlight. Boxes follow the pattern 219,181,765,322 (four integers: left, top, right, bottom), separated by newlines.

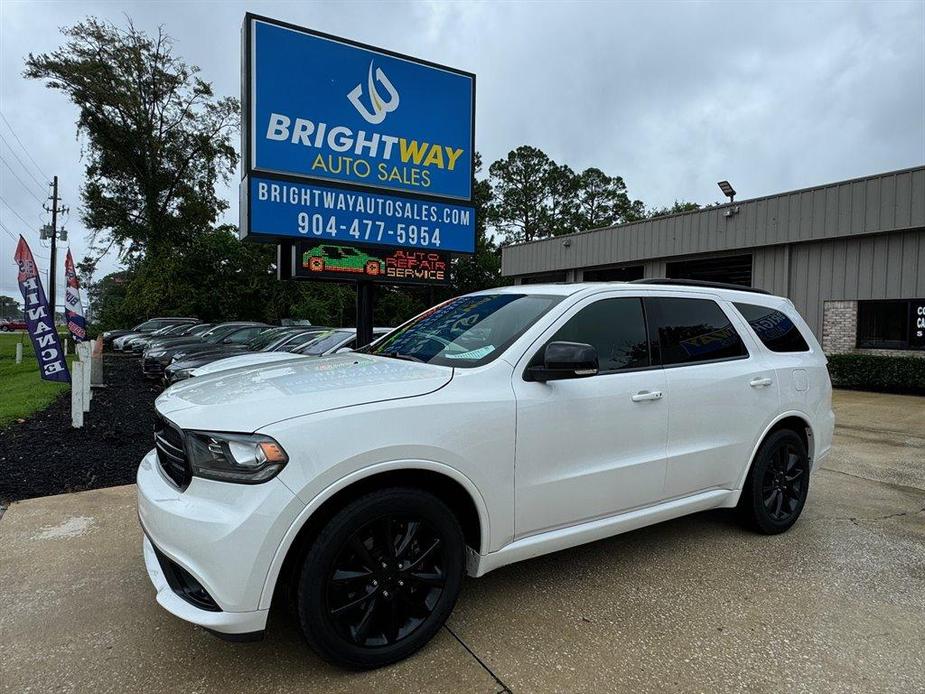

148,349,165,358
186,431,288,483
172,368,194,381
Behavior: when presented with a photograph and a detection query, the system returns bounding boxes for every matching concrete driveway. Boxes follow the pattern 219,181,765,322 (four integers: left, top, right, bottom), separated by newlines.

1,390,923,693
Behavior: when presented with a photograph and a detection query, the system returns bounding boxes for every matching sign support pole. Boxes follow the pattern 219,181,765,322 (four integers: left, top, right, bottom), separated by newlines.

356,281,375,348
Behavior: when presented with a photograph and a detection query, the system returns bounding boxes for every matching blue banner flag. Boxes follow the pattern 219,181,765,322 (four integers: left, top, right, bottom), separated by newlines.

64,249,87,342
14,235,70,383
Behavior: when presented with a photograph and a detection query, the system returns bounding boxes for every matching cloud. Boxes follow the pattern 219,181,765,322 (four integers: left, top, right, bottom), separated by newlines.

1,0,922,302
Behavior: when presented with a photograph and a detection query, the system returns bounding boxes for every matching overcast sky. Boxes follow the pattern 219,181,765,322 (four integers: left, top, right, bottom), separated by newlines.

1,0,923,306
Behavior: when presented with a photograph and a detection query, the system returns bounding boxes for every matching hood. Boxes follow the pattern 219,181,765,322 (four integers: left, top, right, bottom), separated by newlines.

191,351,306,376
155,353,454,431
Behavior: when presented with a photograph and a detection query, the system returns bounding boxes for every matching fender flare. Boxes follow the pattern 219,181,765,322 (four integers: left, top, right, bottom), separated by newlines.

258,460,491,610
728,410,815,502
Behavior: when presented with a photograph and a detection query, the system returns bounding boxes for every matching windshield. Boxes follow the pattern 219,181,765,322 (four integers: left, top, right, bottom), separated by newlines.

295,330,350,355
366,294,564,368
202,324,245,342
245,327,292,350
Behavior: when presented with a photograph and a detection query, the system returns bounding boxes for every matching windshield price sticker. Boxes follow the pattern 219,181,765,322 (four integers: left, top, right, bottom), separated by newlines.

247,176,475,253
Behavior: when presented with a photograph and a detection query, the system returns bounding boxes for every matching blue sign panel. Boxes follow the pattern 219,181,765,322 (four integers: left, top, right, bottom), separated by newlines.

246,175,476,253
247,16,474,202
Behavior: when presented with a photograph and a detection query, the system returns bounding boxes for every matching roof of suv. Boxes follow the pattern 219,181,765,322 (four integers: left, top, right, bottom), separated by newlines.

472,281,785,303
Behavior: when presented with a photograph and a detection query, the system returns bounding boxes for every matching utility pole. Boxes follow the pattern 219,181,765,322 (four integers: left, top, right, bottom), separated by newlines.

42,176,67,323
48,176,59,319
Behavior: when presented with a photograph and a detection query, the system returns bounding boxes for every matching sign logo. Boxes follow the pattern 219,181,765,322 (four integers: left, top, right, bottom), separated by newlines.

347,61,400,125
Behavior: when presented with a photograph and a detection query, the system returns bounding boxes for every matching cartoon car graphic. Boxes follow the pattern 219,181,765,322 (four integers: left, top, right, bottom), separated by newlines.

302,244,385,276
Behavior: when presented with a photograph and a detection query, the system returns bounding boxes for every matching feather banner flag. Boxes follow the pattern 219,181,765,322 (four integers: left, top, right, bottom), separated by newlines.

64,249,87,342
14,235,70,382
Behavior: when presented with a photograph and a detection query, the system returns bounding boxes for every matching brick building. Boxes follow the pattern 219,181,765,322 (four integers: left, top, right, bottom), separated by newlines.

501,166,925,356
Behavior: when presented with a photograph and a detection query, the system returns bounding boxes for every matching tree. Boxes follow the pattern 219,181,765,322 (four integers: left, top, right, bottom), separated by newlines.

648,200,702,219
573,167,645,229
0,295,21,319
452,153,501,295
25,18,239,262
487,146,555,244
544,163,580,236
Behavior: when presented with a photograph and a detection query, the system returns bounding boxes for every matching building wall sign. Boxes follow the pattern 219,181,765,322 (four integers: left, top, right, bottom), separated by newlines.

912,300,925,349
241,14,476,257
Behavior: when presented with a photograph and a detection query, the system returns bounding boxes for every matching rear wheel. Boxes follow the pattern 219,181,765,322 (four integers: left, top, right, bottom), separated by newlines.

738,429,810,534
296,487,465,669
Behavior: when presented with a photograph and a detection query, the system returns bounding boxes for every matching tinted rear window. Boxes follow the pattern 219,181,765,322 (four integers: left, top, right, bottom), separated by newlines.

735,303,810,353
645,297,748,366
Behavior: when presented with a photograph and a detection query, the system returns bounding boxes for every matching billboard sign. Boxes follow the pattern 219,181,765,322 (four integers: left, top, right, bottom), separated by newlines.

291,241,450,286
245,175,474,253
241,14,476,256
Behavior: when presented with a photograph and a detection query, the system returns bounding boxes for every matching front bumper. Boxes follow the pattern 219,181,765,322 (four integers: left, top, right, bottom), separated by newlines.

137,448,304,635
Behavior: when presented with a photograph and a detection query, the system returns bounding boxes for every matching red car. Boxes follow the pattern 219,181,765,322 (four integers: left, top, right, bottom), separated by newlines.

0,318,27,332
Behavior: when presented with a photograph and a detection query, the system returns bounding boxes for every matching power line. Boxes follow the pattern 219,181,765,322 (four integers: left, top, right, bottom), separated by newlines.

0,193,37,229
0,218,18,241
0,131,47,192
0,153,45,205
0,111,50,181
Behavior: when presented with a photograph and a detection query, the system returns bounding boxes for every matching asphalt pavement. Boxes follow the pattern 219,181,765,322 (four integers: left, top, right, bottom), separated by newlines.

1,389,923,693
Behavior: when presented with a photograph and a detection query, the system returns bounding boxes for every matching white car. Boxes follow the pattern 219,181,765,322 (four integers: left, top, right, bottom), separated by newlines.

138,281,834,669
182,327,391,380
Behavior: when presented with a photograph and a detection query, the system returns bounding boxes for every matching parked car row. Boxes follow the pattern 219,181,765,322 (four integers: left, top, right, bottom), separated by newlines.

105,316,393,387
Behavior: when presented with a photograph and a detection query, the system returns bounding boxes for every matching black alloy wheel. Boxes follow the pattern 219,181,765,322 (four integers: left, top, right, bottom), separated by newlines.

739,429,810,534
297,488,465,669
761,441,807,522
326,515,447,647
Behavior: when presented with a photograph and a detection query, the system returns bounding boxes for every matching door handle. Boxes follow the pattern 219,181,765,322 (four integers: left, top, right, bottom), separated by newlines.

750,377,773,388
632,390,663,402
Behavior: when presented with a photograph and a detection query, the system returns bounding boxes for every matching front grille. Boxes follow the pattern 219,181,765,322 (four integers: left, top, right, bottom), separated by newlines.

143,358,166,375
154,414,191,489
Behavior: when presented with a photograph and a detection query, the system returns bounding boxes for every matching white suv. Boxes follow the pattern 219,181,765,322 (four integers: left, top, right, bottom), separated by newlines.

137,281,834,668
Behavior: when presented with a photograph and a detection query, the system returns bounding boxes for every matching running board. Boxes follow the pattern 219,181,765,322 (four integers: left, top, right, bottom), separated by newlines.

469,489,732,577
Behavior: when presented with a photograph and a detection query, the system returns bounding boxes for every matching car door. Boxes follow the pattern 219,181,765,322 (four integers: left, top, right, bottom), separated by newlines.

644,295,779,498
512,295,669,537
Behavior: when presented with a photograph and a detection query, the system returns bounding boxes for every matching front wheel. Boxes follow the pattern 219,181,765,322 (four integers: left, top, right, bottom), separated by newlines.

738,429,810,534
296,487,465,669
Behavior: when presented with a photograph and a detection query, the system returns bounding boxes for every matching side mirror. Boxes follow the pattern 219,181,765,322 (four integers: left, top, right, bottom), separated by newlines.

525,341,599,382
334,347,353,354
222,337,234,344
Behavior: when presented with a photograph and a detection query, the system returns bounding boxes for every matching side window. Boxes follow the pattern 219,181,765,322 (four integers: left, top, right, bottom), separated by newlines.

734,302,810,353
544,298,650,372
645,297,748,366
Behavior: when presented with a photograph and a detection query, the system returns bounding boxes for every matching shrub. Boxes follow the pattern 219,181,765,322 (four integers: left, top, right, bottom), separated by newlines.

826,353,925,394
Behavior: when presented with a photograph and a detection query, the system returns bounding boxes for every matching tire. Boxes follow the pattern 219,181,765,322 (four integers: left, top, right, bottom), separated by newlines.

738,429,810,534
296,487,465,669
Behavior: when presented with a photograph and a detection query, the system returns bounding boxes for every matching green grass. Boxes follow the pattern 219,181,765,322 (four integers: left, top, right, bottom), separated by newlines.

0,332,76,428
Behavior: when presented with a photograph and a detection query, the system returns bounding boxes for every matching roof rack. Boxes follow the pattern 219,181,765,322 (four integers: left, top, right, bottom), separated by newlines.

629,278,772,295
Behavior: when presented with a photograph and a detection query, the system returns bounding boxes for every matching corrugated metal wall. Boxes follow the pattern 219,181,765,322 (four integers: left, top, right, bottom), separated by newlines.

502,166,925,277
786,229,925,338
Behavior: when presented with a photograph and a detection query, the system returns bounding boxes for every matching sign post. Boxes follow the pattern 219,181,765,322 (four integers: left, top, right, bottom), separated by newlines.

240,14,475,346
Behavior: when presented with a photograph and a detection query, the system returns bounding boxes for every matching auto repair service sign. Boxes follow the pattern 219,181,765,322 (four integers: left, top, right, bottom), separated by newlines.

241,14,476,254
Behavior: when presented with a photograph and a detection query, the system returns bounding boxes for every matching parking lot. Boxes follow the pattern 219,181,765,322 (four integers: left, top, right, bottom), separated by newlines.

1,388,923,694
